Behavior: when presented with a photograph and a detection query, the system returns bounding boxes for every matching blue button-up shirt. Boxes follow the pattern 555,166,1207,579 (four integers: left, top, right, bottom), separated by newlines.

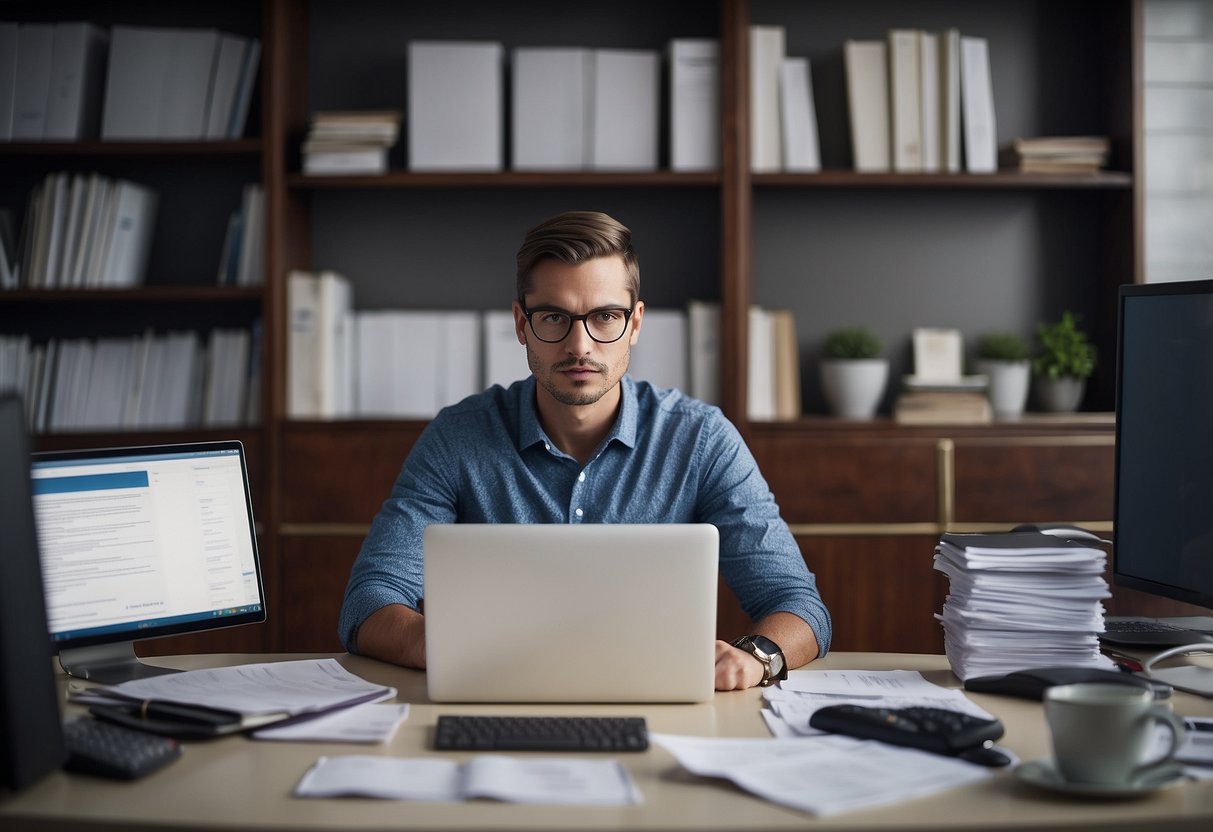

338,375,831,655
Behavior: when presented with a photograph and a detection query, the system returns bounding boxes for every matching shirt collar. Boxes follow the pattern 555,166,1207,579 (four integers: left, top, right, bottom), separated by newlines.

517,375,639,452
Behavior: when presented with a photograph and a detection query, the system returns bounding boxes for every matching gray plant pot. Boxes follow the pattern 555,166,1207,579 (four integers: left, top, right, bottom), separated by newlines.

976,359,1031,419
820,358,889,420
1035,376,1086,413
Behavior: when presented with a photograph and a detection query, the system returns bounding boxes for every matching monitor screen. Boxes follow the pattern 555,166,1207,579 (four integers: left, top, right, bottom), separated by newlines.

30,441,265,683
1113,279,1213,610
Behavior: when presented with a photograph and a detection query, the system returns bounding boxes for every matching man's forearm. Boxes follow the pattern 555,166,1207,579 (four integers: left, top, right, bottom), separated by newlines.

352,603,427,669
752,610,820,670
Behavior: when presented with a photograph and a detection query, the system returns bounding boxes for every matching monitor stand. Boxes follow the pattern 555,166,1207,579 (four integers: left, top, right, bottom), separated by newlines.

58,642,181,685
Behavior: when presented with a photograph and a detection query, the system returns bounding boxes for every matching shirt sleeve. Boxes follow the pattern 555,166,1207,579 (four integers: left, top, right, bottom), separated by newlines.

337,420,461,652
694,413,833,656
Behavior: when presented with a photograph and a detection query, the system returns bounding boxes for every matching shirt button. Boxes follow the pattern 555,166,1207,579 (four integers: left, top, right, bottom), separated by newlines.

575,508,584,518
578,472,586,482
544,443,551,451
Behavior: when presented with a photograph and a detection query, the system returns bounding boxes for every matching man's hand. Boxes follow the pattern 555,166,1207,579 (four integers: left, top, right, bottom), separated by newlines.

714,639,765,690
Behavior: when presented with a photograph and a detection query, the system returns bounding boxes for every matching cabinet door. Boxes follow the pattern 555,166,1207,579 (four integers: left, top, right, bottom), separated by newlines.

279,536,363,653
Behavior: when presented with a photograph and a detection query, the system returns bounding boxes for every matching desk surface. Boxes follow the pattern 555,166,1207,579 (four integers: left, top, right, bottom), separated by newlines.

2,651,1211,832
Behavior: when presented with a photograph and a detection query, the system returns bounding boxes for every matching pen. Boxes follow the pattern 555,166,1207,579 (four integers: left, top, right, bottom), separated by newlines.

1100,648,1144,673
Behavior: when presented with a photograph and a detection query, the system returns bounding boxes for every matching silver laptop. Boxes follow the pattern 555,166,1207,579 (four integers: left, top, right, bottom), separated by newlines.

424,524,718,703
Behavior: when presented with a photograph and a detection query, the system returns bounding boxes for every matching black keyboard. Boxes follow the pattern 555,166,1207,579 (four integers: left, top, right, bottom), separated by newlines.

1105,619,1186,633
62,717,183,780
809,705,1007,764
434,715,648,752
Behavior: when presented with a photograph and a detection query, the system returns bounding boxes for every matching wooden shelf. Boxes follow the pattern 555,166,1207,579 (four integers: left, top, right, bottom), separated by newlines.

0,139,262,157
287,170,722,189
753,170,1133,189
0,287,264,303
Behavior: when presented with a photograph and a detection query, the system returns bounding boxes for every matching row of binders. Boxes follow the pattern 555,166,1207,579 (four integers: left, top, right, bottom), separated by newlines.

934,531,1116,680
301,39,719,174
287,271,719,419
2,171,156,290
0,21,260,141
0,327,260,434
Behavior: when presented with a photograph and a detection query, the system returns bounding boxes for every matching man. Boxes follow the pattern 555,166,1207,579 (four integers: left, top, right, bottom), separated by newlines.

339,210,831,690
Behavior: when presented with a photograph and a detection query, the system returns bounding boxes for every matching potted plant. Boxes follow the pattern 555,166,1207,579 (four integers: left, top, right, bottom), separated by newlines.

819,326,888,419
975,332,1031,419
1032,311,1096,412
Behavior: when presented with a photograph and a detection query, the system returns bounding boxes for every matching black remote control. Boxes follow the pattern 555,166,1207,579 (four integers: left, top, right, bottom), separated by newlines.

809,704,1008,765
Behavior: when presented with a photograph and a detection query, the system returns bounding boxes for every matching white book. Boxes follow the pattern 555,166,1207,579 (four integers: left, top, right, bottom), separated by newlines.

668,39,719,172
960,36,997,173
302,147,388,175
227,37,260,138
287,270,353,419
45,22,109,141
79,336,129,429
511,47,591,170
102,26,172,140
12,23,53,140
56,174,87,287
0,22,18,140
437,311,480,409
41,173,70,288
746,306,775,421
205,33,249,139
100,180,157,287
749,25,785,173
481,309,528,390
919,31,940,172
779,57,820,172
86,179,117,286
353,310,441,418
941,29,962,173
590,49,659,171
235,183,264,286
628,308,688,392
407,41,503,171
844,40,890,172
888,29,922,172
159,28,220,139
69,173,105,285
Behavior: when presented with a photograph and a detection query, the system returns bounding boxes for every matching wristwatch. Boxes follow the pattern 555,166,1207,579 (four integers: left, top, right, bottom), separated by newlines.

731,635,788,687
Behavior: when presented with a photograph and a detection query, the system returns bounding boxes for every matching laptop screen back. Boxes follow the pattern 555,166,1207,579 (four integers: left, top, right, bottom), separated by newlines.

424,523,718,703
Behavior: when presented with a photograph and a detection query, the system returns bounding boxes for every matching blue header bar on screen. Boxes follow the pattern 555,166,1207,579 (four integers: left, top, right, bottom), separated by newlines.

31,471,149,495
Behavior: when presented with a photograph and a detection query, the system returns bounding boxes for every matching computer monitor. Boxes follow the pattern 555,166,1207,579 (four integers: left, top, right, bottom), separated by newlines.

1112,279,1213,612
30,440,266,684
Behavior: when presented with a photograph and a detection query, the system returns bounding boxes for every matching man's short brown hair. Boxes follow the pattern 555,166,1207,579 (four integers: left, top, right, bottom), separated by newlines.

515,211,640,306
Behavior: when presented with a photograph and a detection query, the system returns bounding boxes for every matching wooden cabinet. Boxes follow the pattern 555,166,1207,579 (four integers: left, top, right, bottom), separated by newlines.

11,1,1180,655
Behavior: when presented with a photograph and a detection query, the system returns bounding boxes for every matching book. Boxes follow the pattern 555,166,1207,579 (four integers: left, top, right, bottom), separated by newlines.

628,308,688,392
99,179,157,287
235,183,264,286
844,39,890,172
918,31,940,172
888,29,922,172
407,41,504,171
12,24,54,140
0,23,17,139
287,270,354,419
205,33,249,139
770,309,801,420
45,22,109,141
941,29,962,173
590,49,659,171
159,28,221,139
687,299,720,405
482,309,528,390
747,305,775,421
226,37,260,138
511,47,590,170
911,326,964,382
779,57,820,172
749,25,785,173
303,110,401,175
668,39,719,172
960,36,997,173
102,26,172,139
894,391,992,424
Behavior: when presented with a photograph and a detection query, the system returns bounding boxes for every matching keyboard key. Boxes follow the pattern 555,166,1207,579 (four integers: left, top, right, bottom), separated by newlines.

62,717,182,780
434,715,648,752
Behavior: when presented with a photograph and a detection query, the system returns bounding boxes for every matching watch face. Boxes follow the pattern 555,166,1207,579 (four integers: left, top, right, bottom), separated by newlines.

750,635,781,657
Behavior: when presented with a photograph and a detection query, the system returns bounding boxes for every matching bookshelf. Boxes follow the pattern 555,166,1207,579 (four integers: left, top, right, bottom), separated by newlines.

8,0,1206,656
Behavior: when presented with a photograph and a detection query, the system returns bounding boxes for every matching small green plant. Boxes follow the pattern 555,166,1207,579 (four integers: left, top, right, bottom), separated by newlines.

1033,311,1096,379
821,326,882,360
976,332,1030,362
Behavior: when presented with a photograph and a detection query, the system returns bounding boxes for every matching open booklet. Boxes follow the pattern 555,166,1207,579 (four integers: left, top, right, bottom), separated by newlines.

294,754,642,806
68,658,396,737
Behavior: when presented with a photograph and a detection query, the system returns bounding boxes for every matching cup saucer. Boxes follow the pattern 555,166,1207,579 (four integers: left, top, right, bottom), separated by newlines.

1014,759,1188,798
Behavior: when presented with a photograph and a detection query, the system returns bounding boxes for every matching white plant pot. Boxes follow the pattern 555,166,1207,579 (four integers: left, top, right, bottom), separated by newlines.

820,358,888,420
1035,375,1086,413
976,359,1031,419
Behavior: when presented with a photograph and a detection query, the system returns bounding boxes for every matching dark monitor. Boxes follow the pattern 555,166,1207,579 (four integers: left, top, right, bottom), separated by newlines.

31,440,266,684
1113,279,1213,611
0,393,67,791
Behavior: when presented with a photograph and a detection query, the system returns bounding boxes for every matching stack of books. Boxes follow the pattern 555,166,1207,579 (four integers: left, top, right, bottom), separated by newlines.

302,111,402,176
894,327,990,424
933,531,1116,680
999,136,1110,173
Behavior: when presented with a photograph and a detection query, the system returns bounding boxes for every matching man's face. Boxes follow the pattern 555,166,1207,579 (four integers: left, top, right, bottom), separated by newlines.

513,255,643,408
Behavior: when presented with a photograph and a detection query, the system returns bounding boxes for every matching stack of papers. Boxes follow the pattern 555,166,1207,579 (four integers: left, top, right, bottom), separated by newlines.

302,111,402,175
933,532,1116,680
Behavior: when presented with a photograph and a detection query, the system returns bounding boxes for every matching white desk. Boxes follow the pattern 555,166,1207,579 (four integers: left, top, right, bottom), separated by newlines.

2,651,1211,831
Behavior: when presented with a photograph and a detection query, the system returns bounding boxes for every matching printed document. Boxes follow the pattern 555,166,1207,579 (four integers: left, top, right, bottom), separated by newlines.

253,703,409,743
294,755,642,805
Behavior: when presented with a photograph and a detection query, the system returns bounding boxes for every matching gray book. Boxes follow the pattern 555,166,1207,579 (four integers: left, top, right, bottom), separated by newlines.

45,22,109,140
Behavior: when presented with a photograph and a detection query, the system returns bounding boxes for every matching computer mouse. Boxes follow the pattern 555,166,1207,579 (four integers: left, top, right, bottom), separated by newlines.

1010,523,1109,543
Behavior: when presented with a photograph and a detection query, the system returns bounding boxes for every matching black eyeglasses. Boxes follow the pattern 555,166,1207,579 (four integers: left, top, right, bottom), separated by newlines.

521,304,634,344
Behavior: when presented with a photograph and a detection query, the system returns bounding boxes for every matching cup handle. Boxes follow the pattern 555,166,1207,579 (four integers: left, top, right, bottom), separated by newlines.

1131,707,1188,779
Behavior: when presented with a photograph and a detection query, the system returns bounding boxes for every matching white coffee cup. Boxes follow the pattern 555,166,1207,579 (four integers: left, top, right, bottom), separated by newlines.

1043,682,1187,786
